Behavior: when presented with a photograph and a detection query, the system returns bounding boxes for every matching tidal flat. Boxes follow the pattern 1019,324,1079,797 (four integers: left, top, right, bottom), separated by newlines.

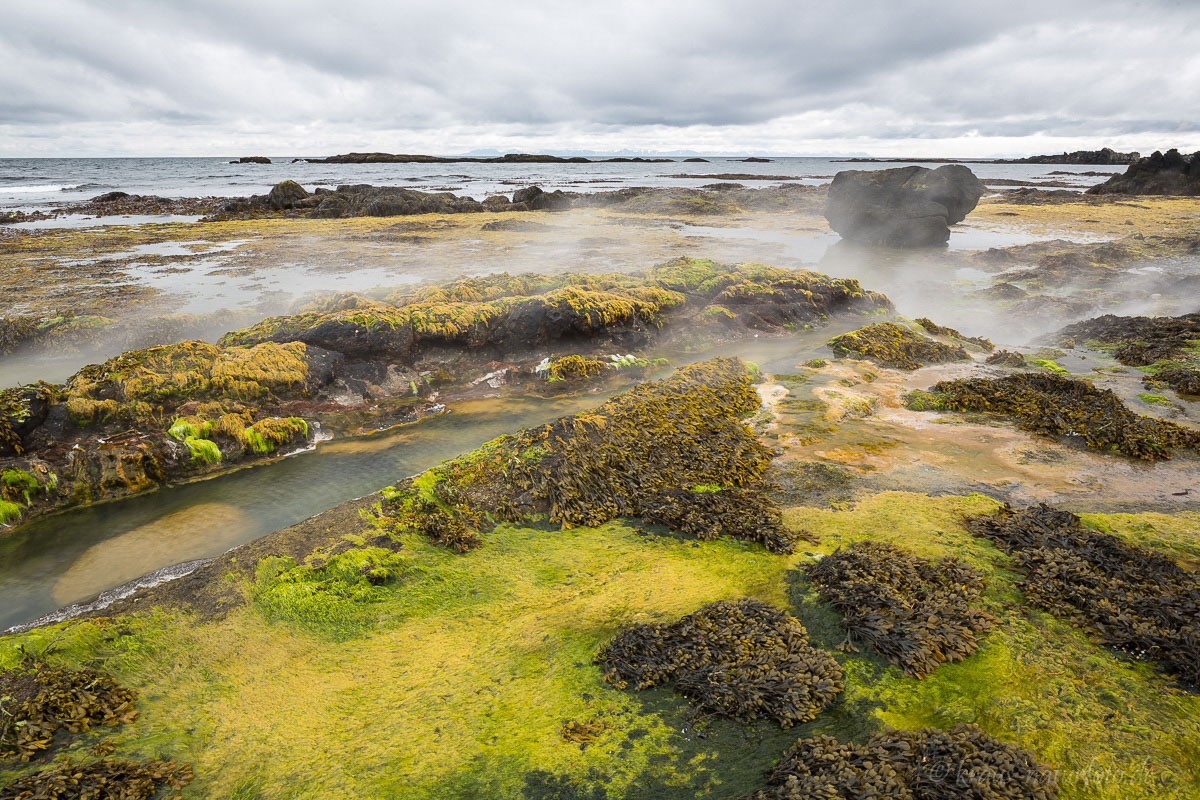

1,183,1199,799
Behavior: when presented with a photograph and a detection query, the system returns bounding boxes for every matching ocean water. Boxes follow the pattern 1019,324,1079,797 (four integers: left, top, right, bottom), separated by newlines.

0,156,1122,212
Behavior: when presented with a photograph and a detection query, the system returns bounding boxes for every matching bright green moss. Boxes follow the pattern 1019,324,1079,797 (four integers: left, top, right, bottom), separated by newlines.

185,436,221,466
1,468,40,502
0,500,20,524
1032,358,1071,375
252,547,411,639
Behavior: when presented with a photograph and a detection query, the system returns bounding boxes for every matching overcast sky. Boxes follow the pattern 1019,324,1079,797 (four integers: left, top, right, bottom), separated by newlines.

3,0,1198,157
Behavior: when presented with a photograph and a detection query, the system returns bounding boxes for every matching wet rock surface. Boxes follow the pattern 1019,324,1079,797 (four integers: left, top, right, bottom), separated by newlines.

824,165,984,246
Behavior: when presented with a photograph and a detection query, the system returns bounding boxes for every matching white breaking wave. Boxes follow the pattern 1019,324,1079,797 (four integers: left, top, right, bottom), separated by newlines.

2,183,79,193
4,559,207,634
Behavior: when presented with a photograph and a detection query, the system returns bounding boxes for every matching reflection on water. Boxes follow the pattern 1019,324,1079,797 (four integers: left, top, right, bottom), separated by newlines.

52,502,252,604
0,332,846,631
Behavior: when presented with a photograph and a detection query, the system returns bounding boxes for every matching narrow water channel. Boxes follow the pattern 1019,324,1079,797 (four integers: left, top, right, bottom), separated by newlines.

0,332,847,631
0,394,604,630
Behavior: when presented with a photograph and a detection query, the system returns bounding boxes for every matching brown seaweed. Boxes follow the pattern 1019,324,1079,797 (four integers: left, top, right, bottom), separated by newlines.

970,504,1200,687
596,598,844,726
740,724,1057,800
806,541,997,678
923,373,1200,460
828,323,970,370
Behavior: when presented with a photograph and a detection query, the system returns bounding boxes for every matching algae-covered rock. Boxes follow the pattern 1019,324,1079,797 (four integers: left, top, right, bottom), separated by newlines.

1055,311,1200,366
914,317,994,351
986,349,1026,367
824,165,984,246
640,486,800,554
806,541,996,677
267,179,309,209
924,372,1200,460
379,357,790,552
596,598,844,726
971,504,1200,687
828,322,969,370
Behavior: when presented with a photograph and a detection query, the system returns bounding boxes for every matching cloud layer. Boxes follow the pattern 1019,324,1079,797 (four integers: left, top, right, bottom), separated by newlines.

4,0,1198,156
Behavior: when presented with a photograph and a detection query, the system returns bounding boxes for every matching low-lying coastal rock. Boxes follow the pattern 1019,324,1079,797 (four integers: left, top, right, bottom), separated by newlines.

304,152,675,164
824,165,983,246
0,258,889,530
1002,147,1141,165
1088,149,1200,196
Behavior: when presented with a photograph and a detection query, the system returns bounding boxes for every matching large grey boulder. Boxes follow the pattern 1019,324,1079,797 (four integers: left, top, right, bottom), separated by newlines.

824,165,984,246
267,180,309,210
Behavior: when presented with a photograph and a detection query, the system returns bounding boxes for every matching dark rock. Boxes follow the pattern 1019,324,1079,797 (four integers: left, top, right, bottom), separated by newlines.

481,195,510,211
512,186,544,205
267,180,309,210
682,157,709,162
232,156,271,164
93,191,131,203
1087,149,1200,196
1003,147,1140,165
824,164,984,246
739,157,773,162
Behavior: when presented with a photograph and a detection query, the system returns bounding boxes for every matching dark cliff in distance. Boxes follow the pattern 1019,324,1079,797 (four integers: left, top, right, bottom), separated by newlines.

1000,148,1140,165
303,152,675,164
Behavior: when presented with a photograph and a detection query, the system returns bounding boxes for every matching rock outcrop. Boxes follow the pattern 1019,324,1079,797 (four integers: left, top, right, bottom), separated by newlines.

824,165,984,246
1003,148,1140,165
1087,149,1200,196
232,156,271,164
266,180,309,210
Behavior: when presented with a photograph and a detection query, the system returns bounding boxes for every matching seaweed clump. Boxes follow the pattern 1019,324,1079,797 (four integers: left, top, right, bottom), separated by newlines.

924,373,1200,460
914,318,995,351
828,323,969,370
639,486,802,554
381,358,798,552
740,724,1057,800
985,349,1026,367
1056,311,1200,366
971,504,1200,687
1144,367,1200,397
0,758,193,800
0,661,137,760
806,541,997,678
596,599,843,726
494,357,789,543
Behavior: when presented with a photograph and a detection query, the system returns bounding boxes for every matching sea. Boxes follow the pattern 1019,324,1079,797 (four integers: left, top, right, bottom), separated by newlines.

0,156,1122,215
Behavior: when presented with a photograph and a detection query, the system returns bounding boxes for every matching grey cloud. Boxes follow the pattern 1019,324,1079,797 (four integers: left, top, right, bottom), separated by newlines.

2,0,1198,154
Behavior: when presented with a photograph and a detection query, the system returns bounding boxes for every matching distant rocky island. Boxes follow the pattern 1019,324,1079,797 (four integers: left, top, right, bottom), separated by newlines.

1000,147,1141,165
301,152,676,164
836,147,1141,166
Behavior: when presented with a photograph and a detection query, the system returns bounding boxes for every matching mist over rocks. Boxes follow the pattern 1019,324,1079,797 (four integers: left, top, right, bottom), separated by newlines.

823,164,984,247
1087,149,1200,196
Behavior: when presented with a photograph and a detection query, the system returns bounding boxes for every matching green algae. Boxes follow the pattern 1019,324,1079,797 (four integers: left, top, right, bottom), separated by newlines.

252,547,411,640
2,494,1199,798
